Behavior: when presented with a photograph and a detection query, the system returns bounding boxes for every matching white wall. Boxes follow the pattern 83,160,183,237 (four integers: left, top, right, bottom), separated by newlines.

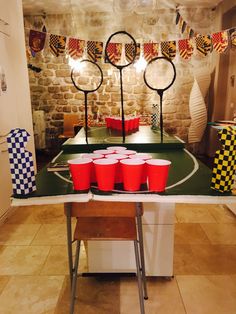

0,0,35,218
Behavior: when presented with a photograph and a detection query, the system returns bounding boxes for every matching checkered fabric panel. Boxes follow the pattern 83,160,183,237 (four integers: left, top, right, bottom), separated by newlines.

7,128,36,195
211,126,236,192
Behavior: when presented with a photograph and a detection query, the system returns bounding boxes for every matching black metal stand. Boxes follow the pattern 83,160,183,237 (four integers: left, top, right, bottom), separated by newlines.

105,31,137,143
71,59,103,144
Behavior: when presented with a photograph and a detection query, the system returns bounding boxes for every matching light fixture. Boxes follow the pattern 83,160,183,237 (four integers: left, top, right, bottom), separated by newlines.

134,44,147,72
68,56,85,71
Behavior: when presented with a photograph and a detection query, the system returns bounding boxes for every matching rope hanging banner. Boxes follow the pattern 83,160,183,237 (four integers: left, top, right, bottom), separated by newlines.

105,31,137,143
71,59,103,144
144,56,176,143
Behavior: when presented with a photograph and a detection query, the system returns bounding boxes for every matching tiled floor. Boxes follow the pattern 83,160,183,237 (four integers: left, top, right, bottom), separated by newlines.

0,203,236,313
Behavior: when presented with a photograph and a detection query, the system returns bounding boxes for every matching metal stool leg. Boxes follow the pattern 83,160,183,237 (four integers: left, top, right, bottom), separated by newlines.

65,203,73,286
134,240,145,314
70,240,81,314
137,215,148,300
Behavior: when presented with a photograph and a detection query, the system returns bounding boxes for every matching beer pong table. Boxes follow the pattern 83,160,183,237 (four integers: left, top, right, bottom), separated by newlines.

11,126,236,276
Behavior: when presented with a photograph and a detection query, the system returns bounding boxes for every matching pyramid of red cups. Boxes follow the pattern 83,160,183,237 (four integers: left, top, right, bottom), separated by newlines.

68,146,171,192
105,117,140,133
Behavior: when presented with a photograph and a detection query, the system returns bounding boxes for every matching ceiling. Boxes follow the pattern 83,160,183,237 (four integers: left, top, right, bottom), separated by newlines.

22,0,224,16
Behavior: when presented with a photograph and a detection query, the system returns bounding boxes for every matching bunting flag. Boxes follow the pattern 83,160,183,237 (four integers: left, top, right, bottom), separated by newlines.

68,38,85,59
125,43,140,62
178,39,193,60
176,11,181,25
211,31,228,53
87,41,103,62
49,34,67,57
143,43,158,62
29,30,46,54
195,34,212,56
161,41,176,60
228,28,236,49
106,42,122,64
176,10,196,39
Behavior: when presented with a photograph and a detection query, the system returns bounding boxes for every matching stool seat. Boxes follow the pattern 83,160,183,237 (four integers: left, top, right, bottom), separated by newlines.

74,217,137,241
65,201,147,314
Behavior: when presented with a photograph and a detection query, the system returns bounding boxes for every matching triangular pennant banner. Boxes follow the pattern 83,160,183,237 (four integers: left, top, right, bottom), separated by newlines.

87,41,103,62
68,38,85,59
178,39,193,60
106,42,122,64
176,11,181,25
181,21,187,34
49,34,67,57
143,43,159,62
161,41,176,60
211,31,228,53
228,28,236,49
29,30,46,54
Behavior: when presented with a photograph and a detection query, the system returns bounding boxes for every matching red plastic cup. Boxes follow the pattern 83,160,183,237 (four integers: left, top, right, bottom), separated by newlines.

120,159,145,191
81,153,104,183
129,154,152,184
68,158,92,191
106,154,128,183
105,117,112,128
146,159,171,192
134,116,140,129
122,150,137,156
93,149,115,155
129,117,135,132
106,146,127,153
93,158,118,191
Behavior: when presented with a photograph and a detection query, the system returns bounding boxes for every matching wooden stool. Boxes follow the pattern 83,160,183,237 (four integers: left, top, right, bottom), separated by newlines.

64,201,148,314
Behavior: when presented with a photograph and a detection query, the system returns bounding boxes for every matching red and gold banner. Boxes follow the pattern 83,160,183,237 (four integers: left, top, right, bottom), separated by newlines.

87,41,103,62
178,39,193,60
229,28,236,49
161,41,176,60
49,34,67,57
211,31,228,53
106,43,122,64
143,43,158,62
68,38,85,59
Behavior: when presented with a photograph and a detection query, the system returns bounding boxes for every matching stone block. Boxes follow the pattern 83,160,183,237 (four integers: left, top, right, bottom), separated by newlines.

60,86,70,92
64,93,74,99
63,106,72,113
57,100,68,105
98,94,110,101
52,94,63,99
43,70,54,77
55,70,71,77
52,113,64,120
47,64,58,70
48,86,60,93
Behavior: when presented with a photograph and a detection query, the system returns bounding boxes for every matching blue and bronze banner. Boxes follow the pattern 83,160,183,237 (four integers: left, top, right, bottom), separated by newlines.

29,30,46,54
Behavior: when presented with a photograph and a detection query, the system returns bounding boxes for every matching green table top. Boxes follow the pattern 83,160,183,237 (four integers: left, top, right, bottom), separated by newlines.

62,126,185,153
12,149,235,202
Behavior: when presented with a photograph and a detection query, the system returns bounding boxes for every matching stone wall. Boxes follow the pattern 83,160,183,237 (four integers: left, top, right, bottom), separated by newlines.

24,7,217,148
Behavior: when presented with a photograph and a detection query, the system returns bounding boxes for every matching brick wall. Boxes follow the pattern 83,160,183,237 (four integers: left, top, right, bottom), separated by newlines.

24,7,216,148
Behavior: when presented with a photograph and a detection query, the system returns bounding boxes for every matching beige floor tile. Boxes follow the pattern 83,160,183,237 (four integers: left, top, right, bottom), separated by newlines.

0,276,10,295
31,224,67,245
174,244,236,275
176,275,236,314
200,223,236,244
0,275,64,314
208,205,236,223
6,204,65,224
175,203,217,223
0,245,50,275
40,244,87,275
0,224,41,245
174,223,210,245
120,277,186,314
54,275,120,314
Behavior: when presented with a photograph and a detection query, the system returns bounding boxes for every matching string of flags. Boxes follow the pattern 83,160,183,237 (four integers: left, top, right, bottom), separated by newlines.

27,24,236,64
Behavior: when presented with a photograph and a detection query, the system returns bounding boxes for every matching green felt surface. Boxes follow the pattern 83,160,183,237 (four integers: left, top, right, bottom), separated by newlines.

62,126,185,153
13,149,232,199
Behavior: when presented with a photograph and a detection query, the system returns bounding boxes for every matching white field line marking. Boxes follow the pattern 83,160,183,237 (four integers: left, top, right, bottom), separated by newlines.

166,148,199,190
